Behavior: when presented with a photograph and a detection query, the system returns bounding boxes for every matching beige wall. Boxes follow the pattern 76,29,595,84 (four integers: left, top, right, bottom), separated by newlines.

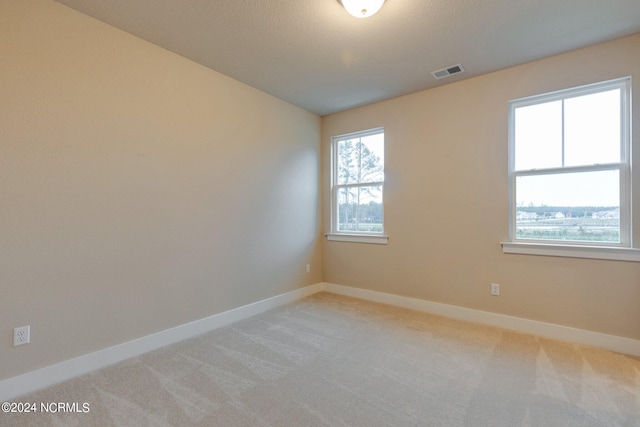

0,0,322,380
323,33,640,341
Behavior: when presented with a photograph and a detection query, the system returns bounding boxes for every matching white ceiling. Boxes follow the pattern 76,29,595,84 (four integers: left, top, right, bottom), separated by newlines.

54,0,640,116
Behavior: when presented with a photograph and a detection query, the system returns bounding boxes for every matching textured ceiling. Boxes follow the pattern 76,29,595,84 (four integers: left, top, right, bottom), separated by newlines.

54,0,640,116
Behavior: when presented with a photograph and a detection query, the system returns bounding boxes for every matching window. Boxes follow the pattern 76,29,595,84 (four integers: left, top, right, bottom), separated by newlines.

328,128,387,244
504,77,639,261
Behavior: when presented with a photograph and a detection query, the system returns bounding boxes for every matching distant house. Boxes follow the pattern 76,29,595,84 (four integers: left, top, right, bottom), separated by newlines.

592,208,620,219
554,212,565,219
516,211,537,220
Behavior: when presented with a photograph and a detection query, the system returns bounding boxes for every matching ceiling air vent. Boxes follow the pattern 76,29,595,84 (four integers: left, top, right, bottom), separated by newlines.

431,64,465,80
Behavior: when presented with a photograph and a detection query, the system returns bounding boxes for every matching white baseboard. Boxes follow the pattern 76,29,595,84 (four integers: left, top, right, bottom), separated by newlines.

0,283,324,402
322,282,640,357
4,281,638,401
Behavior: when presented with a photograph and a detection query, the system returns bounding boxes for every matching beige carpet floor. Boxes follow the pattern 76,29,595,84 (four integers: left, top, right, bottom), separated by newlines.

2,292,639,426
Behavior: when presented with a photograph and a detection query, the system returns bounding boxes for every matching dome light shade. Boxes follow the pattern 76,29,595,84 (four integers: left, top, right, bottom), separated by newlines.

338,0,386,18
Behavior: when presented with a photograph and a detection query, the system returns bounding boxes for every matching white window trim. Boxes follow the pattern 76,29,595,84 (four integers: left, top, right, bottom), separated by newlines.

326,233,389,245
504,77,634,260
501,242,640,262
329,127,387,244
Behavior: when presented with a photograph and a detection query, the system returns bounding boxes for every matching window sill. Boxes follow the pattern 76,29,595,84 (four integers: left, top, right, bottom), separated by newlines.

501,242,640,262
326,234,389,245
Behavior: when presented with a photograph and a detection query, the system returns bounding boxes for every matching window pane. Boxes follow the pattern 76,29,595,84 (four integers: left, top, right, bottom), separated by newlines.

337,185,383,233
515,170,620,243
564,89,620,166
514,100,562,170
336,133,384,185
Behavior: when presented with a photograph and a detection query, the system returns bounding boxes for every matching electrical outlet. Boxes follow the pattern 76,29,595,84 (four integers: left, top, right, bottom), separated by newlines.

13,325,30,347
306,264,311,273
491,283,500,296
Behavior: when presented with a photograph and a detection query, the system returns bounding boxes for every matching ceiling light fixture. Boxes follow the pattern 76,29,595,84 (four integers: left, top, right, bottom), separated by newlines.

338,0,386,18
